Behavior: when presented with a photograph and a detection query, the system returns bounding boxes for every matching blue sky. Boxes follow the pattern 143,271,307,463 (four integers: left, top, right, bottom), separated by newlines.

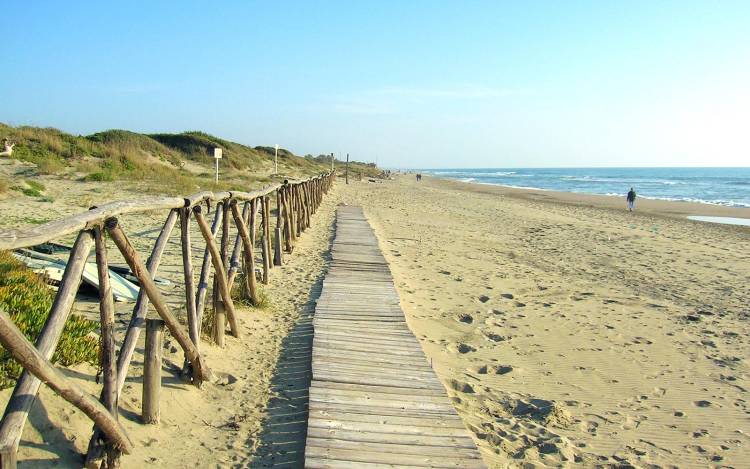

2,1,749,168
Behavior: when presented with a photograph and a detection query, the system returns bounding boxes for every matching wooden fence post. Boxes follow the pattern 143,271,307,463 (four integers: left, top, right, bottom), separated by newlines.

229,201,259,305
213,304,225,348
180,208,198,350
265,197,272,263
114,209,178,395
273,227,283,266
86,210,177,467
142,319,164,424
226,202,250,288
106,218,214,385
195,204,223,331
84,227,121,468
259,197,270,284
192,207,240,338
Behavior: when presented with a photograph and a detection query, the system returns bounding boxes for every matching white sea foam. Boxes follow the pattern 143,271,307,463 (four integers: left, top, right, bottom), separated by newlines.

687,216,750,227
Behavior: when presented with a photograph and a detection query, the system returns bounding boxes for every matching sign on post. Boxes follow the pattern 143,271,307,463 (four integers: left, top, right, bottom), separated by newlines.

274,144,279,175
214,148,222,183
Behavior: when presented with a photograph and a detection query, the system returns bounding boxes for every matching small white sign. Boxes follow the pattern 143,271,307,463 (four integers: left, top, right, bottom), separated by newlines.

214,148,223,159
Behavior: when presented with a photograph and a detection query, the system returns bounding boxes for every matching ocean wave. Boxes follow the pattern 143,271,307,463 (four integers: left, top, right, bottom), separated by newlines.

560,176,686,185
639,195,750,208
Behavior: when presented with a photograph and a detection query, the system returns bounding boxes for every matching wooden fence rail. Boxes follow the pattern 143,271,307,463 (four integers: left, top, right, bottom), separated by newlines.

0,172,335,468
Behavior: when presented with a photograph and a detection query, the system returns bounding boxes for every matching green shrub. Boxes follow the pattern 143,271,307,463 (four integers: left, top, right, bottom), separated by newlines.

0,251,99,389
25,180,46,192
84,171,114,182
20,187,42,197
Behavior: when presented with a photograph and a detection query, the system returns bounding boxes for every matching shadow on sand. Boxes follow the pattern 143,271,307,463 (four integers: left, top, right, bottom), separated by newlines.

249,226,334,468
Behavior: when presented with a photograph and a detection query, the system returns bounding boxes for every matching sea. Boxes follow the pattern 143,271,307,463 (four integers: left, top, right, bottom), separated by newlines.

419,167,750,208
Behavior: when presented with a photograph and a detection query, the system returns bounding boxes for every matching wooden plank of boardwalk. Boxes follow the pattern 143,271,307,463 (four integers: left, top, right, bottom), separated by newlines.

305,206,485,469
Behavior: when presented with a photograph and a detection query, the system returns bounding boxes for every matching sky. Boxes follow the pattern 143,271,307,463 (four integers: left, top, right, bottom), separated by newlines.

2,1,749,168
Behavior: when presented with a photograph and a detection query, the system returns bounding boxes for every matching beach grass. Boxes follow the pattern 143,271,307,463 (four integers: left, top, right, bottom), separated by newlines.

0,251,99,389
0,123,382,194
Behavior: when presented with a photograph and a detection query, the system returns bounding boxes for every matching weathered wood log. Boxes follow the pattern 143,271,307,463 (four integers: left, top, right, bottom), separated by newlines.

192,207,240,338
213,202,231,321
282,187,294,252
0,310,133,454
0,197,183,250
264,196,272,270
195,203,223,331
93,228,118,416
229,201,258,305
106,218,213,385
180,208,198,349
84,227,121,469
273,226,283,266
0,175,331,252
113,209,178,395
259,198,270,284
213,303,225,348
226,202,250,288
0,447,16,469
295,186,303,236
142,319,164,424
0,230,94,460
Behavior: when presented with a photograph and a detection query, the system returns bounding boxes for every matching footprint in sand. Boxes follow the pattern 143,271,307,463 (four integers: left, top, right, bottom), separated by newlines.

501,293,514,299
450,343,477,354
455,313,474,324
447,379,475,393
478,330,507,342
477,295,490,303
467,364,513,375
490,365,513,375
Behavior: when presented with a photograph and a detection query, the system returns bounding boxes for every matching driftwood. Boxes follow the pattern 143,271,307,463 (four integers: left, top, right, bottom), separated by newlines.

106,218,213,385
0,230,95,459
0,310,133,455
192,207,240,338
142,319,164,424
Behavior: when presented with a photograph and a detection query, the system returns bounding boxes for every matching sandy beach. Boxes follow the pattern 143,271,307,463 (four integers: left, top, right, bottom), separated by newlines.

1,167,749,468
338,175,750,468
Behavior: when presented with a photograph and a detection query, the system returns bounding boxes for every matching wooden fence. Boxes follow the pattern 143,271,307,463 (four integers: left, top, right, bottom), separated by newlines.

0,172,335,468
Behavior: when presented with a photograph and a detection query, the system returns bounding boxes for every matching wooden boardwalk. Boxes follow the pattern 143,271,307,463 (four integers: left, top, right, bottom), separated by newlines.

305,206,485,468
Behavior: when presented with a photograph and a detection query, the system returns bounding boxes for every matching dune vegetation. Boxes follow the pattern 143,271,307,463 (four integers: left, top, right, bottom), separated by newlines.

0,123,381,195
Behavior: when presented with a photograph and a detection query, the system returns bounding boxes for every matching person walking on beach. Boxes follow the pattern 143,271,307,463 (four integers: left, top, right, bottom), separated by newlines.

626,187,636,211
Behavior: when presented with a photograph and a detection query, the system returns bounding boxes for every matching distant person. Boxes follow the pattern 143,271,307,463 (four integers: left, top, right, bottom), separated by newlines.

416,173,422,182
626,187,636,211
0,139,14,157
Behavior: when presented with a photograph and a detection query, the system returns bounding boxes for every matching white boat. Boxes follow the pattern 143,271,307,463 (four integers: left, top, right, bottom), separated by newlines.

13,249,140,302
